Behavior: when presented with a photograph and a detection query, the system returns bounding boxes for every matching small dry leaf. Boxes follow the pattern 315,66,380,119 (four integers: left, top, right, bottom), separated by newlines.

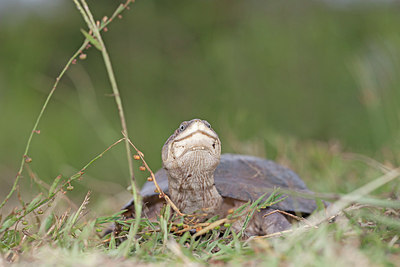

139,166,146,171
133,155,140,160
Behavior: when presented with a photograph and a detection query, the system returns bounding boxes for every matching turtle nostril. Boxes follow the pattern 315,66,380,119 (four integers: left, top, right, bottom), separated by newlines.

212,143,216,149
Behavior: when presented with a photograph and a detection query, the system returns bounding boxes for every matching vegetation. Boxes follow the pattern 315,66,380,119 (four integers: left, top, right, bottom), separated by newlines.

1,0,399,266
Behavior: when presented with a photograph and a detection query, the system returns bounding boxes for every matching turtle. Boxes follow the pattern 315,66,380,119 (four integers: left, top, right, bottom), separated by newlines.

119,119,321,236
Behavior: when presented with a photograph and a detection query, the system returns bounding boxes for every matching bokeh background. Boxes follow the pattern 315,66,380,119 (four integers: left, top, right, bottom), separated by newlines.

1,0,400,211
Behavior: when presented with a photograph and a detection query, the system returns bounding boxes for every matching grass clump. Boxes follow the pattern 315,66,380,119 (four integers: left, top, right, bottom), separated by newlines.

1,138,399,266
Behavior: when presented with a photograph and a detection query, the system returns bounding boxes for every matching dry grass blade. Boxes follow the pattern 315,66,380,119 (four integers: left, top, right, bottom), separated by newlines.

254,229,295,239
69,191,91,228
343,153,393,173
192,218,233,238
0,138,124,234
263,209,317,229
167,239,194,266
305,168,400,229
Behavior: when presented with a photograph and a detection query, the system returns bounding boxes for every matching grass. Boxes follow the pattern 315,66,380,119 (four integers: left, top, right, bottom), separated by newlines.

1,1,400,266
1,141,399,266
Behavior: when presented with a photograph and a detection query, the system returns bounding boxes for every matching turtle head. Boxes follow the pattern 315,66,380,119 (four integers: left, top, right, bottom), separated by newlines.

162,119,221,177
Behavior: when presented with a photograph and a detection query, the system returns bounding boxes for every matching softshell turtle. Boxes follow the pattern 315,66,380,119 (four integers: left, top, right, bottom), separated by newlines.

120,119,319,235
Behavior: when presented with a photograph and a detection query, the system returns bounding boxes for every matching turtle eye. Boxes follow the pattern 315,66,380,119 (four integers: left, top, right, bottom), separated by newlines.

179,124,186,132
204,121,211,129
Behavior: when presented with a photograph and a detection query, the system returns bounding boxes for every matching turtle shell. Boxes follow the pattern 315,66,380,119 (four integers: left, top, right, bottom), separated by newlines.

139,154,319,214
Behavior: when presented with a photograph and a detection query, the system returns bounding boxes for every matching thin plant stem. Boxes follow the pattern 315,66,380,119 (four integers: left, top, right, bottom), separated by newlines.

75,0,137,190
122,132,184,216
0,138,125,234
0,41,88,210
0,0,133,210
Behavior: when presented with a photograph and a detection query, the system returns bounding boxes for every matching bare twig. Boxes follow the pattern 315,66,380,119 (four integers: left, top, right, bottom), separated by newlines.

263,209,317,229
254,229,295,239
122,132,185,216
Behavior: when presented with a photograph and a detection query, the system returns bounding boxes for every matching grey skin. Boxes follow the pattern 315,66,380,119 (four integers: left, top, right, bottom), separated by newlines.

121,119,319,236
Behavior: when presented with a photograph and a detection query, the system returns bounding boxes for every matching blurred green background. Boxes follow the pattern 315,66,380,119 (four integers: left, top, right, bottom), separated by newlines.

1,0,400,208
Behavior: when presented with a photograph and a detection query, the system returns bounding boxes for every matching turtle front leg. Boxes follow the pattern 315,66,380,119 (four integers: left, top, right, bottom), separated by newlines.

235,208,291,237
255,208,291,235
232,208,292,237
